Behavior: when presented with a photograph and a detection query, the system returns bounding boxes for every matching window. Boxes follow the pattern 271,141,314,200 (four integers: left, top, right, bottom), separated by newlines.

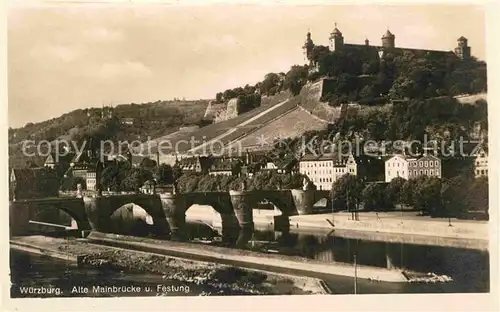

425,169,428,174
429,169,433,175
424,161,428,167
419,161,423,166
414,170,417,175
419,170,423,174
435,161,439,167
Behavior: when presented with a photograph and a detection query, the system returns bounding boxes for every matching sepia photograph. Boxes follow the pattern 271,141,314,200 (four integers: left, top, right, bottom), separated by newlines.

3,0,496,307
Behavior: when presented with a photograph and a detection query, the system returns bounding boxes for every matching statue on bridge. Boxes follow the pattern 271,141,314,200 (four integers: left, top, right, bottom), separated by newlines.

95,159,104,197
76,183,83,198
302,177,314,191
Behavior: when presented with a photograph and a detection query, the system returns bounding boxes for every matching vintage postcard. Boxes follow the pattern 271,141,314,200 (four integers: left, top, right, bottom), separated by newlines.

2,0,498,311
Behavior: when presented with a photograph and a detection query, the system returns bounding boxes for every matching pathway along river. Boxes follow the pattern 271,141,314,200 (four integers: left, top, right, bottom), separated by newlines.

10,226,489,296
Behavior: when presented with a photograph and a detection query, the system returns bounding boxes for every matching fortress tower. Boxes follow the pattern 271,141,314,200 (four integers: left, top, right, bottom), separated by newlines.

302,31,315,64
329,23,344,52
381,29,395,48
454,36,471,59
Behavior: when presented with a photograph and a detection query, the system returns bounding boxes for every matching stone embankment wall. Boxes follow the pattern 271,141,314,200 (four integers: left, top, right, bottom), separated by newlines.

291,214,488,242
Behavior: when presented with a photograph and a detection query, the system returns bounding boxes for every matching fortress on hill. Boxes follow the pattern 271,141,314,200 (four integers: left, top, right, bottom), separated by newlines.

302,24,472,64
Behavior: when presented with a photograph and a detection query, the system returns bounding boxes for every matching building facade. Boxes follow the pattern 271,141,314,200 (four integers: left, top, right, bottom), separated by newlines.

86,171,97,191
385,154,410,182
408,155,442,179
299,153,357,191
474,147,488,178
385,154,442,182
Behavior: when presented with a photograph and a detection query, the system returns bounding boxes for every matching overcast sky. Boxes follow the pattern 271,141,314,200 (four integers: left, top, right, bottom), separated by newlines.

8,4,485,128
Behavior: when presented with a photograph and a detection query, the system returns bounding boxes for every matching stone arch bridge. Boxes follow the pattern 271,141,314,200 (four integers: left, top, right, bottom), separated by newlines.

10,189,330,247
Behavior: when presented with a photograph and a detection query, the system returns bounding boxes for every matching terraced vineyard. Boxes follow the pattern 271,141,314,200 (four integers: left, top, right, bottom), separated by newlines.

155,96,298,154
226,107,329,151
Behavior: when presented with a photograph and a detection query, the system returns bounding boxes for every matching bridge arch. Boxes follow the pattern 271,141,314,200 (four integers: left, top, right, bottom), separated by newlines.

109,203,155,236
29,206,78,230
10,199,91,236
83,195,169,237
167,192,239,244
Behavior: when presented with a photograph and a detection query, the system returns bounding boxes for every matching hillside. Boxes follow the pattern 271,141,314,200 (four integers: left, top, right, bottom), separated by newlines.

8,99,210,168
152,93,298,156
225,106,329,152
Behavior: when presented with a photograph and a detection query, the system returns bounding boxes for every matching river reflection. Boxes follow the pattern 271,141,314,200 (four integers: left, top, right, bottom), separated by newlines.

248,229,489,293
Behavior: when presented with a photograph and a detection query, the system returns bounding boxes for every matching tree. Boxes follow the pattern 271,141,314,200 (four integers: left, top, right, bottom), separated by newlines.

157,164,173,184
440,175,469,218
283,65,309,96
260,73,280,96
385,177,406,208
215,92,223,103
231,160,242,176
412,176,442,215
362,183,388,211
331,174,365,212
465,176,489,214
139,157,157,171
120,168,153,192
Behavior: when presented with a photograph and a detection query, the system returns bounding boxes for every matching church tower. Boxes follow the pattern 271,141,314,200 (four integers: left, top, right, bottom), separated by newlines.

329,23,344,52
454,36,471,59
302,31,315,64
381,29,395,48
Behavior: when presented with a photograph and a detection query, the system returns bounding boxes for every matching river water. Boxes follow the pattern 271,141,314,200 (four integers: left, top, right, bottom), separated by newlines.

10,226,489,296
246,228,489,293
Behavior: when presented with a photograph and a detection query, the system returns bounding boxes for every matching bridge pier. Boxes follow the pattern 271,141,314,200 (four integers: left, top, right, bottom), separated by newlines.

291,189,315,215
230,190,254,248
160,193,187,241
83,196,113,233
9,201,31,236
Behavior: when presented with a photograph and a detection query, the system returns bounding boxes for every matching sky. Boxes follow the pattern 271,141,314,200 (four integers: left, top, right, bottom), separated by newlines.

7,3,485,128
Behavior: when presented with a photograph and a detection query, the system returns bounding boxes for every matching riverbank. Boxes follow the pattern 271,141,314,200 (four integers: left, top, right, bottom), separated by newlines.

11,233,408,283
88,232,408,282
10,235,326,296
185,206,488,250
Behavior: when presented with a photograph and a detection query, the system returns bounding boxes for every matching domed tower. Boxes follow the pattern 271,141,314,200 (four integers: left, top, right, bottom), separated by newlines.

302,31,315,64
454,36,471,59
329,23,344,52
381,29,395,48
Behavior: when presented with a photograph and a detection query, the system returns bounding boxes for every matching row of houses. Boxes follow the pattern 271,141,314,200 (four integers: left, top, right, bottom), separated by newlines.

298,146,489,190
11,141,489,199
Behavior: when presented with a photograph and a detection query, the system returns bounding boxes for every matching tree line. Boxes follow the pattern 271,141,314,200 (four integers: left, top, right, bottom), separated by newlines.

330,174,489,218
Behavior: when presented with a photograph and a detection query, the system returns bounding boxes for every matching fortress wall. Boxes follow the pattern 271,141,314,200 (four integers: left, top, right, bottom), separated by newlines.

299,79,343,123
